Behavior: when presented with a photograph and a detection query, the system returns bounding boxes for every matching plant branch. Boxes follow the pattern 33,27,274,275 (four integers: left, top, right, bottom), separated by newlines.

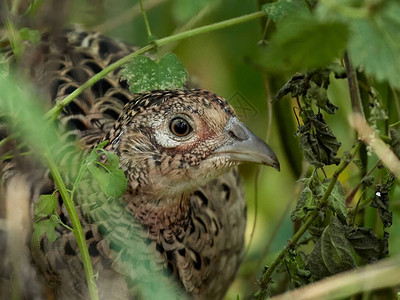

44,10,265,122
45,153,99,300
255,143,361,300
344,51,365,117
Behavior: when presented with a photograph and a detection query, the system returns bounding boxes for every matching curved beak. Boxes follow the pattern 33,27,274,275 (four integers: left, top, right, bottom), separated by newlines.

215,117,280,171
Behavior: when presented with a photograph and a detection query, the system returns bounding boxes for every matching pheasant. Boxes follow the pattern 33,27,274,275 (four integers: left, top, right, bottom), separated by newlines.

0,28,279,299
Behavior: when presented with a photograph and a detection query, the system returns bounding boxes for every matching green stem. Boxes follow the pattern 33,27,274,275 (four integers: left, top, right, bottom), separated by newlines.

44,10,265,122
139,0,152,38
255,143,361,300
45,153,99,300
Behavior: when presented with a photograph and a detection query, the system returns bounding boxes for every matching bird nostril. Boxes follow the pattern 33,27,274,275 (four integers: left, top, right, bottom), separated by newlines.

228,123,249,142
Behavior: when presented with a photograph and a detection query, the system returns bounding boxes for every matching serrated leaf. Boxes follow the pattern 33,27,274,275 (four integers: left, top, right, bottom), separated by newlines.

262,0,308,22
121,53,188,93
261,14,349,72
291,186,316,222
345,226,382,262
32,219,58,246
308,217,356,279
298,113,341,167
88,164,127,198
347,2,400,89
34,194,57,218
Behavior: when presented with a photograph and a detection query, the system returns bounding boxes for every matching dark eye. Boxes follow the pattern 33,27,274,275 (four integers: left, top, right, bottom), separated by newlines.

170,117,192,137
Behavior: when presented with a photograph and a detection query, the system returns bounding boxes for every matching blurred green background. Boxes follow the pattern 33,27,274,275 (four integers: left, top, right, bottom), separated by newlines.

10,0,400,297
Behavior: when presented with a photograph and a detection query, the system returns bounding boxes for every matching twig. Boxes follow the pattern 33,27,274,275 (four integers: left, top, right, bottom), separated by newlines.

344,51,365,117
139,0,153,39
44,11,266,122
254,143,361,300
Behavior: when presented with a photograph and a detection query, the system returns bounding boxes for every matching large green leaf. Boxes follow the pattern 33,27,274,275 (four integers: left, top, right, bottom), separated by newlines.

261,14,349,72
121,53,188,93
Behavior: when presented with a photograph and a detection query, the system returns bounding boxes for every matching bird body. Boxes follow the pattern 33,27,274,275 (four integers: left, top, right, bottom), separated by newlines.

0,28,279,299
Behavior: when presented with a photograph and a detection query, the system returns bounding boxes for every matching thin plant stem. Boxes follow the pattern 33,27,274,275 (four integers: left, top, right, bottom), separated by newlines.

344,51,365,117
139,0,153,38
45,153,99,300
255,143,361,300
44,11,266,122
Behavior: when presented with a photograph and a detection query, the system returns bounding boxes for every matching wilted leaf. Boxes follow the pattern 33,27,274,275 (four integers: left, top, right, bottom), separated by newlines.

361,175,375,187
291,186,316,222
345,226,382,262
121,53,188,93
321,179,347,221
32,219,59,246
34,194,58,219
308,217,356,279
389,127,400,159
262,0,309,22
298,113,341,167
278,249,310,288
370,175,395,228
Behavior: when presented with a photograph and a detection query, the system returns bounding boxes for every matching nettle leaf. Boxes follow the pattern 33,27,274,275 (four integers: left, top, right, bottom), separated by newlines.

291,186,316,222
347,2,400,89
261,14,349,72
298,113,341,167
307,82,338,114
370,175,395,228
321,179,347,221
34,194,57,219
121,53,188,93
307,217,356,280
32,219,59,246
345,226,382,262
262,0,308,22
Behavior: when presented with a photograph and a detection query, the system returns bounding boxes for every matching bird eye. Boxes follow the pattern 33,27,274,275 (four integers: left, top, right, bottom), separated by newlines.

170,117,192,137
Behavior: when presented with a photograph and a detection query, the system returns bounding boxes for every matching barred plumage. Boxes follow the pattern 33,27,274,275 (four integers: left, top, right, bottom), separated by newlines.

0,28,279,299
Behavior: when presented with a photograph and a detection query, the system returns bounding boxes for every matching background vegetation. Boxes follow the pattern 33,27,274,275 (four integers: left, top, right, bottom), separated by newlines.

2,0,400,299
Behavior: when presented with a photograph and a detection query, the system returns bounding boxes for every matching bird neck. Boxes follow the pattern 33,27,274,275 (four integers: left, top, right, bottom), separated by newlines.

124,191,191,234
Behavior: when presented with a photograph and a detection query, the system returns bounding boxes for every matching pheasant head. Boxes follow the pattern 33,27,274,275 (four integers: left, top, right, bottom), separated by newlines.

104,89,279,203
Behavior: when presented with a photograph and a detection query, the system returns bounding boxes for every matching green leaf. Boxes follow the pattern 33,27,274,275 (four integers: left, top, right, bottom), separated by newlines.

18,27,40,44
261,14,349,72
278,249,310,288
34,194,57,219
172,0,219,24
121,53,188,93
347,2,400,89
262,0,309,22
307,217,356,280
32,219,59,246
88,163,127,198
